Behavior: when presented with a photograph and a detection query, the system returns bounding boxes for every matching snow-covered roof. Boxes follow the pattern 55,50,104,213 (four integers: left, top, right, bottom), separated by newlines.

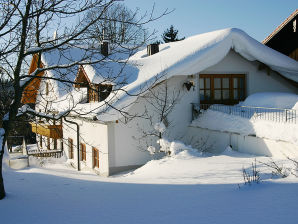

41,28,298,121
40,45,134,97
89,28,298,121
81,61,138,86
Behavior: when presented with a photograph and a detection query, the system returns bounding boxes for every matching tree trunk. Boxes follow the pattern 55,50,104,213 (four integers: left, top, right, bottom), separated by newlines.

0,151,5,200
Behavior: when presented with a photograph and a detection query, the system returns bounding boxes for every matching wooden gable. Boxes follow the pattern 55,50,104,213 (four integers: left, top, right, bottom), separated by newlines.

21,54,45,104
74,66,90,88
263,9,298,60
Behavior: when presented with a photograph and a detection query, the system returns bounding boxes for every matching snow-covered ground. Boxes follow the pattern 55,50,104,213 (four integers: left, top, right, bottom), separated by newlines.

2,148,298,224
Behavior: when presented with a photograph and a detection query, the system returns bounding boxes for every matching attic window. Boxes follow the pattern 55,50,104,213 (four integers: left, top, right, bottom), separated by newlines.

88,84,112,102
294,20,296,32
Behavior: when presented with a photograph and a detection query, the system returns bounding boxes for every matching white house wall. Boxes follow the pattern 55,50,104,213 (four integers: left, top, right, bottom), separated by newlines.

200,50,298,95
108,50,298,170
107,75,197,170
56,50,297,174
180,50,298,156
63,118,109,176
111,102,156,168
187,126,298,158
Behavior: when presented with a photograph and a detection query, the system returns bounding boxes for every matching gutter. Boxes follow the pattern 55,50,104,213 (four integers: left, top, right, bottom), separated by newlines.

63,117,80,171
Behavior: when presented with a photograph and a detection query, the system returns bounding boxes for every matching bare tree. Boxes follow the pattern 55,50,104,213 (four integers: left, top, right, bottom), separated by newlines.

0,0,170,200
82,2,149,45
134,80,181,155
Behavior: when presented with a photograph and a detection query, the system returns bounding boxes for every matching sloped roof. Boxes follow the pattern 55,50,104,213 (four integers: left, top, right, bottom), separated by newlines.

86,28,298,122
40,45,135,97
263,9,298,44
43,28,298,121
81,61,138,86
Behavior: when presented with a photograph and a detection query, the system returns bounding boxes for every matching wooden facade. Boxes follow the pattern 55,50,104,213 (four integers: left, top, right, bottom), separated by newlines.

75,65,112,103
263,9,298,61
21,54,45,104
30,122,63,139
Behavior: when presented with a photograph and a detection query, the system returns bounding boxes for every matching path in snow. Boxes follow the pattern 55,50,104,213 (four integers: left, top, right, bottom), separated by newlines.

1,151,298,224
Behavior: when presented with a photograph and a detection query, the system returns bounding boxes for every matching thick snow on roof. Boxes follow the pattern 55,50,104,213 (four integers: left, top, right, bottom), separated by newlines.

41,45,133,97
41,47,101,98
91,28,298,121
42,28,298,121
82,61,138,86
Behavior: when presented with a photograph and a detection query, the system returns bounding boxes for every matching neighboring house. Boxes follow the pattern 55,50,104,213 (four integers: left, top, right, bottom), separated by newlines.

22,28,298,176
263,9,298,61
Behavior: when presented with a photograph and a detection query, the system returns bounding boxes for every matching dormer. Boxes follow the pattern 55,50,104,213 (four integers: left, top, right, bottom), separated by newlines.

74,65,113,103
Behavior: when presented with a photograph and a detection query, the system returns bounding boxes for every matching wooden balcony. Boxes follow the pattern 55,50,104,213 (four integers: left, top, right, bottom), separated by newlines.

30,122,63,139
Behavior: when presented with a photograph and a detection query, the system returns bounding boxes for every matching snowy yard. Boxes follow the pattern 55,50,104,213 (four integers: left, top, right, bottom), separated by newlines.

2,149,298,224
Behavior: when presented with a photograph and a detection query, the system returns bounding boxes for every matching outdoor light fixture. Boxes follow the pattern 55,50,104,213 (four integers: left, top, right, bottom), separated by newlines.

184,81,195,91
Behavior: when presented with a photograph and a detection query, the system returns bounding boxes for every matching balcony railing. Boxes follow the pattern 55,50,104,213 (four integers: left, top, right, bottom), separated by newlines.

192,103,297,124
27,148,63,158
30,122,63,139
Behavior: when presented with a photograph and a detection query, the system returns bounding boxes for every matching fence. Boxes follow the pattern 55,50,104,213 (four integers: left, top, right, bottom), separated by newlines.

27,149,63,158
192,103,297,124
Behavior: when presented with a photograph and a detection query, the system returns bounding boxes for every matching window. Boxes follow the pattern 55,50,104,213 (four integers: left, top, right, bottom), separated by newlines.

68,138,73,159
39,135,42,148
199,74,245,105
92,147,99,168
46,82,49,95
99,84,112,101
54,139,57,150
80,143,86,161
88,84,112,102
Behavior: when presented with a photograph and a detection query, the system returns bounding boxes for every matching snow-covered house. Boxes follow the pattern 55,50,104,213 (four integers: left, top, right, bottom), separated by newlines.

23,28,298,176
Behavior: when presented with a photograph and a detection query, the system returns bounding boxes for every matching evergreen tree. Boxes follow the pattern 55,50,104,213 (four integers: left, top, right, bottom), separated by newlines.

162,25,185,43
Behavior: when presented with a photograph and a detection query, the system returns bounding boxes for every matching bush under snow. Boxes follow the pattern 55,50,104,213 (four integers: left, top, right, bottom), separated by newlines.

154,121,166,133
158,138,196,156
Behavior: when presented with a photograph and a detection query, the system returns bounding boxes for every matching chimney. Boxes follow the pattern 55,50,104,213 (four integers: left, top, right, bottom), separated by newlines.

101,41,109,56
101,27,109,56
147,44,159,56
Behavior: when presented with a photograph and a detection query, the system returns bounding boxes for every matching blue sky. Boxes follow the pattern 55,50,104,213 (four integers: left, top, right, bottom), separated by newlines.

124,0,297,42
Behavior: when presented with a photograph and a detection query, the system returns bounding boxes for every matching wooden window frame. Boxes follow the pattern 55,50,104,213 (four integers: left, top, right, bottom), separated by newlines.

45,82,49,95
199,74,246,105
88,84,112,103
80,143,86,161
68,138,73,159
92,147,99,168
54,138,57,150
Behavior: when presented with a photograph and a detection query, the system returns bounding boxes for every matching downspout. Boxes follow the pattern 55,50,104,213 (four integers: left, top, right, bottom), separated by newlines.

63,117,80,171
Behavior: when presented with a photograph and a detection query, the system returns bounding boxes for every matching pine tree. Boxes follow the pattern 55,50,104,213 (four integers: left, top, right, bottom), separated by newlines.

162,25,185,43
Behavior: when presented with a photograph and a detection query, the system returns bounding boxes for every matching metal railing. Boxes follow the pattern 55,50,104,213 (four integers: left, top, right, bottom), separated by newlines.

192,103,297,124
